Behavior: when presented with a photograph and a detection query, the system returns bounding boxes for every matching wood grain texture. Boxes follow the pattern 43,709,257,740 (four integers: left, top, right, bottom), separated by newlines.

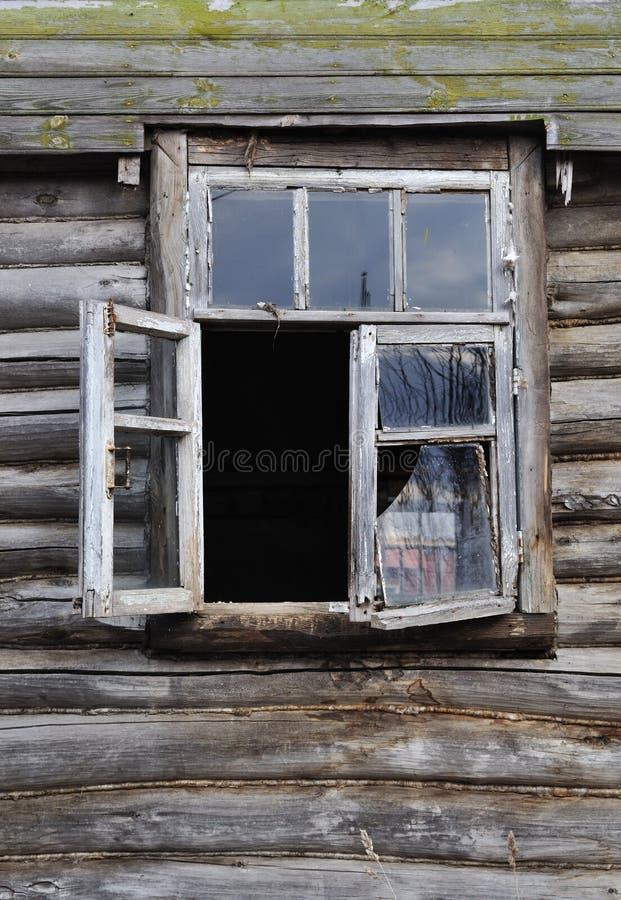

0,663,619,723
0,598,145,648
554,524,621,580
558,583,621,647
0,172,146,218
0,710,619,792
552,459,621,522
1,782,619,864
0,218,145,266
547,154,621,206
551,378,621,455
548,280,621,322
546,204,621,250
0,264,146,329
0,2,618,38
0,115,143,153
550,323,621,378
0,857,618,900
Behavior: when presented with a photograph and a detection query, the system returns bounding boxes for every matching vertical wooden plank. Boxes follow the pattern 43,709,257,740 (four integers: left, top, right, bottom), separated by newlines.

176,323,204,608
293,187,309,309
188,167,209,313
79,300,114,617
149,130,188,588
494,324,518,598
510,136,555,613
349,325,377,623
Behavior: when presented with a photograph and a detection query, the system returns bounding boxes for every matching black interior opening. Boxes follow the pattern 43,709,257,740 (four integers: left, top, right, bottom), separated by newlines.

202,330,350,603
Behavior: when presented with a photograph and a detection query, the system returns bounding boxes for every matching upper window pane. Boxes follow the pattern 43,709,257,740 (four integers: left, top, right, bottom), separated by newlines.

378,344,491,430
406,194,490,311
308,191,391,310
211,190,294,307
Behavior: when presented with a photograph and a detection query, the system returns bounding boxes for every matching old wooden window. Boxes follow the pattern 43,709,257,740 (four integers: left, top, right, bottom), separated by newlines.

79,135,554,641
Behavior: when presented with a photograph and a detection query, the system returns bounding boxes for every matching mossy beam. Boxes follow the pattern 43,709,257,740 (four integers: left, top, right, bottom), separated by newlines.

0,1,619,39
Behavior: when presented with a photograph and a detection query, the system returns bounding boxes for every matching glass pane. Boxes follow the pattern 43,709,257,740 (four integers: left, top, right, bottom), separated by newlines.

308,191,391,309
406,194,490,311
211,189,294,307
378,344,490,430
377,444,497,607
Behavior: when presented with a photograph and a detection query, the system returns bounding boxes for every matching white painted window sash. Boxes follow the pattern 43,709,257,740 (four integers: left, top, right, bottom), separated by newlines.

79,300,203,618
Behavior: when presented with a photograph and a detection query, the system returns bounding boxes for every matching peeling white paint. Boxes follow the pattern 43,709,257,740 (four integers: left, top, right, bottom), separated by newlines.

410,0,480,10
208,0,235,10
556,154,574,206
338,0,366,7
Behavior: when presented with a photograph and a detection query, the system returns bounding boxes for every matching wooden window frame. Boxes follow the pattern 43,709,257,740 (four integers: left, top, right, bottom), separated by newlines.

80,129,555,654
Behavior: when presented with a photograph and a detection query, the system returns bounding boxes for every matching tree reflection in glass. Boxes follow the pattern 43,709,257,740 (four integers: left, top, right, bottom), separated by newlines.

378,344,490,430
377,444,497,606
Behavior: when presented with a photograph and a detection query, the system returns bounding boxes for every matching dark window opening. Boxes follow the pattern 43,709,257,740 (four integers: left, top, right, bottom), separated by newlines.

202,330,350,602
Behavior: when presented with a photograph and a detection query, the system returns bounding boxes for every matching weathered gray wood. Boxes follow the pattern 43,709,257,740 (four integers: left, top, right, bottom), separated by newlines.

0,329,147,390
150,607,554,655
554,524,621,580
548,249,621,285
0,172,146,218
0,460,146,520
114,303,192,338
0,75,619,116
1,782,619,864
0,413,79,462
6,35,621,76
372,596,515,630
552,459,621,522
0,264,146,330
0,598,145,648
548,281,621,323
194,308,510,325
0,857,616,900
117,154,141,186
546,204,621,250
551,378,621,455
552,419,621,457
111,588,194,617
1,709,619,792
510,136,554,614
0,521,144,579
189,131,508,169
550,323,621,378
1,383,146,416
545,113,621,152
1,661,619,723
558,583,621,647
0,115,143,153
1,2,619,38
0,218,144,266
114,413,191,436
547,154,621,206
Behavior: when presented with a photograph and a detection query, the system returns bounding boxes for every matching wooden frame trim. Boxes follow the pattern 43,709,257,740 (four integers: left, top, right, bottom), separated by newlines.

193,309,511,326
510,136,555,614
199,166,492,191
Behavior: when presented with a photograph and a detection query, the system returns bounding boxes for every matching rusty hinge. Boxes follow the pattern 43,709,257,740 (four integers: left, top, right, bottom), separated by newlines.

103,299,116,337
512,367,527,396
517,530,524,565
105,441,132,499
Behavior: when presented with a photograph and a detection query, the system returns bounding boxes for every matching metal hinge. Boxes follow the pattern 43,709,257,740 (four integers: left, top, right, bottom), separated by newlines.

512,367,527,395
517,530,524,565
103,299,116,337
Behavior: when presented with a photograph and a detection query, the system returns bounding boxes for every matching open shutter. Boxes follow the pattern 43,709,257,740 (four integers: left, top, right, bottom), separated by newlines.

349,323,517,631
79,300,203,618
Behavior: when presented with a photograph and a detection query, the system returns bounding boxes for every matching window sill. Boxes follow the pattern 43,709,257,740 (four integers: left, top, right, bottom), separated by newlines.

148,602,555,657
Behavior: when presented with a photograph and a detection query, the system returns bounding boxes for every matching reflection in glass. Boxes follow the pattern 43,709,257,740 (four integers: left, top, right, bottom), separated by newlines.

377,444,497,606
308,191,391,309
378,344,490,430
211,190,294,307
406,194,490,311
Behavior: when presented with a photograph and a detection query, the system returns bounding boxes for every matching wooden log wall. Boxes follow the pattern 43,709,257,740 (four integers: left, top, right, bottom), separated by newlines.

0,148,620,897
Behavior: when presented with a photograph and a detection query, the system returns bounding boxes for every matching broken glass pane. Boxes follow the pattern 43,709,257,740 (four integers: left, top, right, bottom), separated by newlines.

308,191,391,309
406,194,490,311
378,344,491,430
377,444,497,606
211,189,294,307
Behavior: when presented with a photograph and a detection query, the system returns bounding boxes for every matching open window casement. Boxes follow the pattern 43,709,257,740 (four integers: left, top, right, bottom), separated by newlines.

79,300,203,618
349,319,518,631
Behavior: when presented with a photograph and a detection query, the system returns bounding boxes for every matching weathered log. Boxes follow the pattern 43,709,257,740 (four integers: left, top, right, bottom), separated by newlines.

552,458,621,522
548,280,621,322
0,264,146,330
558,582,621,647
0,856,616,900
188,131,508,169
546,204,621,250
0,782,619,864
0,460,146,520
0,218,145,266
0,413,148,463
554,524,621,580
546,154,621,205
0,115,143,153
549,323,621,378
0,329,147,389
0,662,619,724
0,521,145,578
1,383,146,415
0,599,145,648
0,172,146,218
551,419,621,456
551,377,621,455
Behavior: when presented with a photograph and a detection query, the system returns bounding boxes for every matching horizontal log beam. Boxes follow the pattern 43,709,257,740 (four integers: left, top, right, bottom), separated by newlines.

558,582,621,647
0,857,617,900
0,218,145,266
552,459,621,522
1,782,619,864
554,524,621,580
550,323,621,378
0,171,146,217
546,204,621,251
0,115,143,153
0,383,146,416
